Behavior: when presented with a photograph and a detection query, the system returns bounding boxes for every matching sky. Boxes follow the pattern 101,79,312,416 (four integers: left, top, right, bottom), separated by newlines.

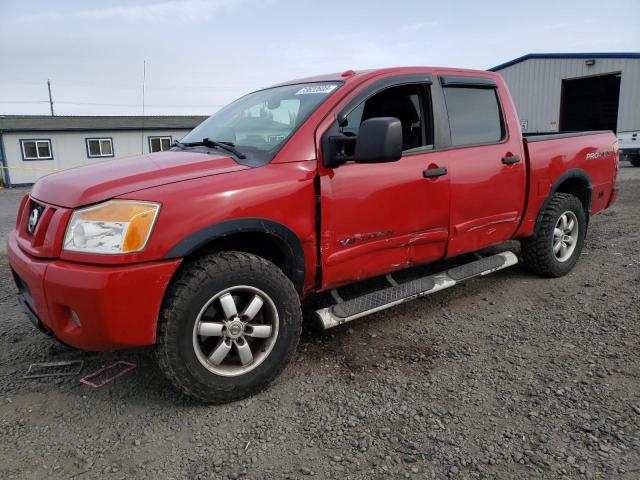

0,0,638,117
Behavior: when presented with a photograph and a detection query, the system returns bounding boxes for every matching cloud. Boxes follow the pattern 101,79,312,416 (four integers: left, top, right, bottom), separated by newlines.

399,20,440,32
261,32,427,78
543,19,595,30
17,0,259,24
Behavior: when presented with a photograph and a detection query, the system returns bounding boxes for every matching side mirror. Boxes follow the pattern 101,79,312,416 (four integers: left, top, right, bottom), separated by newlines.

353,117,402,163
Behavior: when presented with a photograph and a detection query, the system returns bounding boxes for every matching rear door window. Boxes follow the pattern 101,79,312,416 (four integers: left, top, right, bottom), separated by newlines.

443,87,504,146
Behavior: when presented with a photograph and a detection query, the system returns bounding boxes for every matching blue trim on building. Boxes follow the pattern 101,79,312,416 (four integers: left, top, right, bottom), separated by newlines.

0,133,11,187
489,52,640,71
85,137,115,159
19,138,54,161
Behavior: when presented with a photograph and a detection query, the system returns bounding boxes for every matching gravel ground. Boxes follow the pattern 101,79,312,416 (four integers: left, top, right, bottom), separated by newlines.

0,187,23,256
1,163,639,480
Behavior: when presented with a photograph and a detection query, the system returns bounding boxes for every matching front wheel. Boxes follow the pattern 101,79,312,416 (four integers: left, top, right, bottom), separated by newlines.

521,193,586,277
156,251,302,403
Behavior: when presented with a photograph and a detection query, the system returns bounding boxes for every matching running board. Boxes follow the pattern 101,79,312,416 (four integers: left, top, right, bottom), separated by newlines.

315,252,518,329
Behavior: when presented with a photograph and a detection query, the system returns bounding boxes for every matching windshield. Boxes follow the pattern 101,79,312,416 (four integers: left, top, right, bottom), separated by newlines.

180,81,343,166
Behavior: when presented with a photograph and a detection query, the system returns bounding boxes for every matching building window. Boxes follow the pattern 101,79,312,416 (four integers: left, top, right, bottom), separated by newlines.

86,138,114,158
442,87,505,147
149,136,172,152
20,139,53,161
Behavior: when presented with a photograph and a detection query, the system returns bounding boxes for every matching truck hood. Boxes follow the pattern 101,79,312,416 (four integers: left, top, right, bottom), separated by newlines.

30,151,248,208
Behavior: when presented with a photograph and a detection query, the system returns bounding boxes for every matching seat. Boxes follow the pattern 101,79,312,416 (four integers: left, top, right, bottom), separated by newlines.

361,88,422,150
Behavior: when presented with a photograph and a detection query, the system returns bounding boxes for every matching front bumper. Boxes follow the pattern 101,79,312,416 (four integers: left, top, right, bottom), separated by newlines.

7,230,181,351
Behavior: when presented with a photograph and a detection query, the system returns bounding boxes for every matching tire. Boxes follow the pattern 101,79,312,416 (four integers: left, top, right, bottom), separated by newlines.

628,155,640,167
156,251,302,403
521,193,586,277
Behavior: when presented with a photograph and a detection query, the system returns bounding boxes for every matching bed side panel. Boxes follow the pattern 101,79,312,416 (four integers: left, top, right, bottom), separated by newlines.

515,132,618,238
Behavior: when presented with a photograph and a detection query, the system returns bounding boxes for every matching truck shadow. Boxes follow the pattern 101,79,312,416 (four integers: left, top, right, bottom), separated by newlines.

294,242,543,383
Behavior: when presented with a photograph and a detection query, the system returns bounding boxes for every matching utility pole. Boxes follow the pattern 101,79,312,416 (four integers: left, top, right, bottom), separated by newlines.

47,80,55,116
141,60,146,153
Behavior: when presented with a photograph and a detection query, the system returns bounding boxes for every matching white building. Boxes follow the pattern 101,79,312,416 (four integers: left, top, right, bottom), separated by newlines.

489,52,640,136
0,115,207,187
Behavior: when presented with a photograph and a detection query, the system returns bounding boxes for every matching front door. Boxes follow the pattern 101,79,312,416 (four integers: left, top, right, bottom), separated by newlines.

318,81,450,289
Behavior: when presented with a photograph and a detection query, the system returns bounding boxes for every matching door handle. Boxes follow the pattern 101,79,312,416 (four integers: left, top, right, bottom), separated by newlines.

423,166,448,178
502,155,521,165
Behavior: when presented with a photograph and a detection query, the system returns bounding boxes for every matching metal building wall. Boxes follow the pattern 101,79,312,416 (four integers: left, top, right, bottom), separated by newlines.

494,58,640,133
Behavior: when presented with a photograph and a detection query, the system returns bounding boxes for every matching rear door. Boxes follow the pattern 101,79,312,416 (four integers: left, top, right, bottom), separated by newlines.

318,75,451,289
438,76,527,256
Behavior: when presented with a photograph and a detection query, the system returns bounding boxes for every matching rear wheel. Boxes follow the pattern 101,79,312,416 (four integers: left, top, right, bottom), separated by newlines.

156,251,302,403
521,193,586,277
628,154,640,167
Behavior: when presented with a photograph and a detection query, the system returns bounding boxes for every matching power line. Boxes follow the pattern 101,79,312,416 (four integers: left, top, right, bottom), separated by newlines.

0,80,255,90
0,100,49,104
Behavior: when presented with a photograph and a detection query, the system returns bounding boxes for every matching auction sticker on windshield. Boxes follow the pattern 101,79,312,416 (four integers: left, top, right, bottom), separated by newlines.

296,84,338,95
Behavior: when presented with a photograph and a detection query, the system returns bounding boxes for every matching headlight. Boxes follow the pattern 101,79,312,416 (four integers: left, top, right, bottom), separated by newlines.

63,200,160,254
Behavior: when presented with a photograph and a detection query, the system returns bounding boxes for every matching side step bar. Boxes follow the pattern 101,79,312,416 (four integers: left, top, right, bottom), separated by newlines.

315,251,518,329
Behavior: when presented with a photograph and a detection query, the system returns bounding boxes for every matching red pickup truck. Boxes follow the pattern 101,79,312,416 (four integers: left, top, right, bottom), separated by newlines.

8,67,618,402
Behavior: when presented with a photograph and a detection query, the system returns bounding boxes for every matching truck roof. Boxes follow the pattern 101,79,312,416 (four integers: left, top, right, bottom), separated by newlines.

271,66,501,88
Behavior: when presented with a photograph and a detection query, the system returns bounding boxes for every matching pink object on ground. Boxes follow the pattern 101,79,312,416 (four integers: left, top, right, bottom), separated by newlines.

80,361,136,388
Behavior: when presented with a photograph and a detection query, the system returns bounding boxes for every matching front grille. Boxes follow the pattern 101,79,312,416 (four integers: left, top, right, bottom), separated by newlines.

16,197,64,257
26,200,45,236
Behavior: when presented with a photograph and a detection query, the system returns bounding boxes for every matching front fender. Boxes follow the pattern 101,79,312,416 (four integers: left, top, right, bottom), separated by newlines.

164,217,306,293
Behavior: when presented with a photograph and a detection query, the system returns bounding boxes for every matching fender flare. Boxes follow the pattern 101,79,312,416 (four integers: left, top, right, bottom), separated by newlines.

164,217,306,293
533,168,593,235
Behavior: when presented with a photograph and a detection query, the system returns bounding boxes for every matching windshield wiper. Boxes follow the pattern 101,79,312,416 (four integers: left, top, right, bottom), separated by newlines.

175,138,246,159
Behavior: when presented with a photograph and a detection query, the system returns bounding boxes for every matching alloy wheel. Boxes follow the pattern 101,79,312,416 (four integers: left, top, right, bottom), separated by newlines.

192,285,279,377
552,211,579,262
